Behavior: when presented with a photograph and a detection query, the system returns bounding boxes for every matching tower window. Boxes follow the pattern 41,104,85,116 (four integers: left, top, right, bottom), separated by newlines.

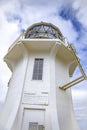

29,122,44,130
32,59,43,80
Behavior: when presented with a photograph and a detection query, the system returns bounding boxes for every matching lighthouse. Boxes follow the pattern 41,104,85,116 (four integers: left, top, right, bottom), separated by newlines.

0,22,86,130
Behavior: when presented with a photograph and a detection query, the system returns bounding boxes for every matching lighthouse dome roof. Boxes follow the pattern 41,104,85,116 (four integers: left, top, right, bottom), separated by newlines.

25,22,63,40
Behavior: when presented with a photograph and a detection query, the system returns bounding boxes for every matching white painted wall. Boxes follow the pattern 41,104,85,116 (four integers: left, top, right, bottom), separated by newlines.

0,41,80,130
55,57,80,130
0,44,28,130
24,52,50,93
21,51,52,130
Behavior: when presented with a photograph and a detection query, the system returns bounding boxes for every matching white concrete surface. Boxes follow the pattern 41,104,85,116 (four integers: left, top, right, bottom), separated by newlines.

0,39,79,130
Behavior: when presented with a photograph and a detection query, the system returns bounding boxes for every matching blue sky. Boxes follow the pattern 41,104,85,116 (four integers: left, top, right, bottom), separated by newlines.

0,0,87,130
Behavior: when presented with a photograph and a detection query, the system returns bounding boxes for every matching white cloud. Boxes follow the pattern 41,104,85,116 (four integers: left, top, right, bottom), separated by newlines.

73,0,87,28
72,89,87,100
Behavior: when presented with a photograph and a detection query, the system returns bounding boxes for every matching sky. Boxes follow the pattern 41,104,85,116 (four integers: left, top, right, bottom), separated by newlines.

0,0,87,129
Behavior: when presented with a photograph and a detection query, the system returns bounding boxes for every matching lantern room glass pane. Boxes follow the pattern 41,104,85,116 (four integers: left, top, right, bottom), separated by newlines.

25,23,63,39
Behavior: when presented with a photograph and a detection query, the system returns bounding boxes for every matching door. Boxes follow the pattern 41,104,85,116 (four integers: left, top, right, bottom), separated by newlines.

22,109,45,130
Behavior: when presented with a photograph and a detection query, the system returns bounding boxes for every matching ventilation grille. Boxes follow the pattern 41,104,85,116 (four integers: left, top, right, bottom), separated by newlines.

29,122,44,130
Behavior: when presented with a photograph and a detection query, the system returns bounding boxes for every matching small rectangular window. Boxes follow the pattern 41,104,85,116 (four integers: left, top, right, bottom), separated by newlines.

29,122,38,130
38,125,44,130
32,59,43,80
29,122,44,130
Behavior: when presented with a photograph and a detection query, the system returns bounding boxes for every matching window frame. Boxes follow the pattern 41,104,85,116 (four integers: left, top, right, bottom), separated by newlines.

32,58,44,80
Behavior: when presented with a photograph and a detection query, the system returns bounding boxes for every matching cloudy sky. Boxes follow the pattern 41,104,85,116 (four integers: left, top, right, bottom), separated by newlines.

0,0,87,129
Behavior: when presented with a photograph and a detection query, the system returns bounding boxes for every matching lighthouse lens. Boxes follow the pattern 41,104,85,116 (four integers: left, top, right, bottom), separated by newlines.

25,22,63,40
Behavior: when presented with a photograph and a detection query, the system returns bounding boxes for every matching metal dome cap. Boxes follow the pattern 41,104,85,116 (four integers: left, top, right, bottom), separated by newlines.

25,22,64,40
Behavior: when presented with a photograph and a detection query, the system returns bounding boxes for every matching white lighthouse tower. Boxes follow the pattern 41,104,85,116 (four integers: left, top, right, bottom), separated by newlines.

0,22,86,130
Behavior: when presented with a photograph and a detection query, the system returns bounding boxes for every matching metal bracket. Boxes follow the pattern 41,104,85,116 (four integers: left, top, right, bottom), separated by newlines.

59,44,87,90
